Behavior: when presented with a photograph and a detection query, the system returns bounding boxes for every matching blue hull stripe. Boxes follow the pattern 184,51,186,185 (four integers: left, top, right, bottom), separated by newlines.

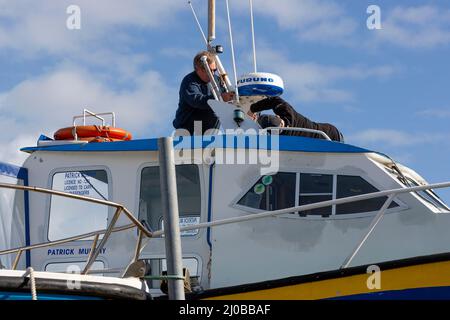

0,291,102,300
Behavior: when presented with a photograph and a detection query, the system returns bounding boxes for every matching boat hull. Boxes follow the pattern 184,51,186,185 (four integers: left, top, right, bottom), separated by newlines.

0,270,151,300
185,252,450,300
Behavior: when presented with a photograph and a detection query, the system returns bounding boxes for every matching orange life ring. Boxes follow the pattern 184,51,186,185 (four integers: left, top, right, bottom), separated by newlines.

54,125,132,142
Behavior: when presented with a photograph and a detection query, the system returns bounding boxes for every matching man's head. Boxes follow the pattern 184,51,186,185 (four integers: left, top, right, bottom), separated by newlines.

193,51,217,83
257,114,285,129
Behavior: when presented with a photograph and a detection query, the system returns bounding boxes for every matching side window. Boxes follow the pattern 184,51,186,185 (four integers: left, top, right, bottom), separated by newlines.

49,170,109,241
139,164,201,233
237,173,296,211
236,172,401,218
405,178,449,211
45,261,105,275
299,173,333,216
144,257,200,289
336,175,398,214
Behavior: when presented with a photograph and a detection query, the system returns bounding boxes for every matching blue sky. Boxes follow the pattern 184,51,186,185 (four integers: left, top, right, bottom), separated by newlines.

0,0,449,203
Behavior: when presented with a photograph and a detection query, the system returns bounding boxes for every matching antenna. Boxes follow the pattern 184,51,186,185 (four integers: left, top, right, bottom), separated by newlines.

208,0,216,44
225,0,240,103
187,1,234,93
249,0,257,73
188,1,208,47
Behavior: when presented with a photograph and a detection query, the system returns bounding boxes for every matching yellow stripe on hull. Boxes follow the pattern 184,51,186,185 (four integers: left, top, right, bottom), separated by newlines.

205,260,450,300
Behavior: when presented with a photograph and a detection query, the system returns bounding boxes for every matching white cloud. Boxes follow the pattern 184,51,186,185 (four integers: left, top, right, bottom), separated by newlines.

255,47,395,103
298,17,357,44
0,66,177,164
348,129,446,147
0,0,185,55
233,0,357,44
373,5,450,49
0,1,189,165
0,134,37,166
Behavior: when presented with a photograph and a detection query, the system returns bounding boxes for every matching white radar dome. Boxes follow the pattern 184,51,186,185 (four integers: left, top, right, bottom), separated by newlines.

237,72,284,97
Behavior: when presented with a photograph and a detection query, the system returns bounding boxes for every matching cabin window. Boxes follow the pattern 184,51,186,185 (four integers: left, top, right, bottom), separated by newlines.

336,175,398,214
385,167,448,211
404,177,449,211
45,261,105,275
299,173,333,216
237,172,296,211
236,172,401,217
143,257,200,289
139,164,201,233
49,170,109,241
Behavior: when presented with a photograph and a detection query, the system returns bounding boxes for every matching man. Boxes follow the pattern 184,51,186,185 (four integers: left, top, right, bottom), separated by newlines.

173,51,234,135
250,96,344,142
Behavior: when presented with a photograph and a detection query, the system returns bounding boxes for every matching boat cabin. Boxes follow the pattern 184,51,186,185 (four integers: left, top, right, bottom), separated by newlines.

1,130,449,296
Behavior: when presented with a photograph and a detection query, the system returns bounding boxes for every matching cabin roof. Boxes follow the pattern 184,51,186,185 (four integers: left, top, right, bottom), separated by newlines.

20,135,371,154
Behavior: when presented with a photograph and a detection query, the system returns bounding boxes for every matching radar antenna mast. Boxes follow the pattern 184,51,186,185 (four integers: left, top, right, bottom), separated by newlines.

188,0,234,95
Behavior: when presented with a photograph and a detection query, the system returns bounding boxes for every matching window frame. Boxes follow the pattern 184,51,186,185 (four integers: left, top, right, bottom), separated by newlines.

139,253,203,289
233,169,408,220
382,166,450,213
298,173,334,217
232,168,299,214
46,166,113,242
45,260,106,275
136,162,206,240
403,177,449,212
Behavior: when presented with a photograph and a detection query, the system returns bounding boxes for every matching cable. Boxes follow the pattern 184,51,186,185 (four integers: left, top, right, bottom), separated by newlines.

225,0,240,103
249,0,257,73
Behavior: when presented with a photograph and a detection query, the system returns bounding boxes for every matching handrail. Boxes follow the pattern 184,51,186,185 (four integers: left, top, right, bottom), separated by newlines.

151,181,450,237
0,224,134,256
0,183,151,237
0,182,151,275
2,181,450,277
263,127,332,141
129,180,450,277
72,109,116,127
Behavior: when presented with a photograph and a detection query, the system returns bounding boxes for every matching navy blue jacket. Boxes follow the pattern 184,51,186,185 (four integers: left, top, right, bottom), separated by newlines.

172,71,220,134
251,96,344,142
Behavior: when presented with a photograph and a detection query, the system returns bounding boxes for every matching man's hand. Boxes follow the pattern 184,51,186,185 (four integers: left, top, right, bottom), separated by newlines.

247,110,257,121
221,92,235,102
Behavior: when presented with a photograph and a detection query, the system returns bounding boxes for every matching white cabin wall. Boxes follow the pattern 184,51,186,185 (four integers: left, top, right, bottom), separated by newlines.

22,149,213,288
22,151,156,272
209,151,450,288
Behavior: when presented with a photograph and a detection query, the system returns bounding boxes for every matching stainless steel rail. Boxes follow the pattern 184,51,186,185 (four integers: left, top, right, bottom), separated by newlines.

72,109,116,127
2,181,450,277
263,127,332,141
0,183,151,274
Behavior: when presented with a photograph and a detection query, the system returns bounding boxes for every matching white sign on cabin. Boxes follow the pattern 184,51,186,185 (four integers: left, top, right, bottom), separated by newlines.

160,216,201,237
49,170,109,241
62,172,98,197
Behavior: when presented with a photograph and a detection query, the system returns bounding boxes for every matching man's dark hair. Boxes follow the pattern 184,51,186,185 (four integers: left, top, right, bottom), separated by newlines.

257,114,282,129
193,51,215,71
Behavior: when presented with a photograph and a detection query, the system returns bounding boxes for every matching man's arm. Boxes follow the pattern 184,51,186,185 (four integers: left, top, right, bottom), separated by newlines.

251,97,299,127
250,96,280,113
182,82,214,110
251,96,318,129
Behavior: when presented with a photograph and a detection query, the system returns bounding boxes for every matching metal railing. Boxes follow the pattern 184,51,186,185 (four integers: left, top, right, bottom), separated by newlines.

263,127,332,141
1,181,450,276
0,182,151,275
147,181,450,269
72,109,116,127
